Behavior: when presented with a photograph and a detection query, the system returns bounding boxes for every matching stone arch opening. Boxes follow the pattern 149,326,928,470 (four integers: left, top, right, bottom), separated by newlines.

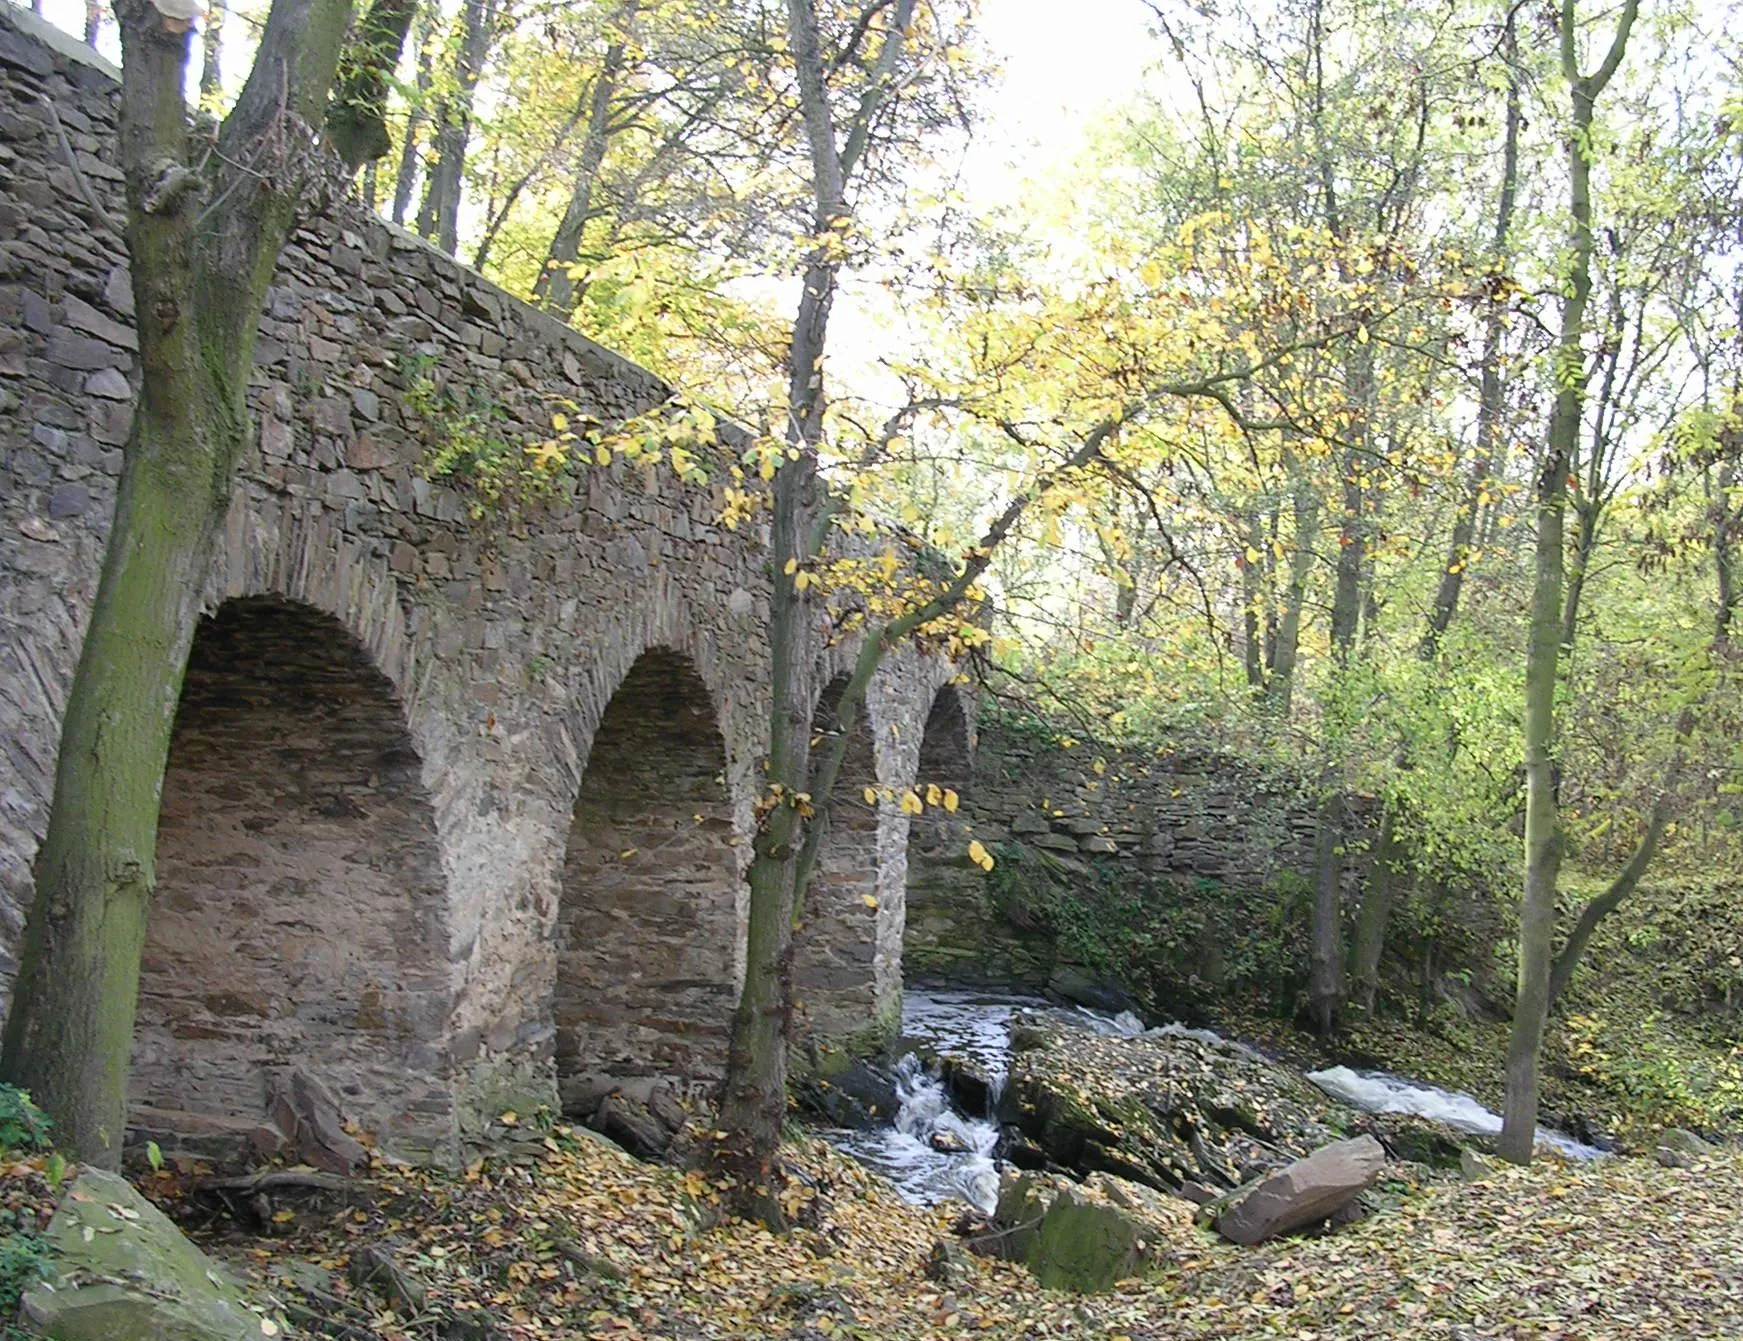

915,683,972,807
555,648,737,1109
793,676,883,1044
903,683,982,984
135,596,453,1159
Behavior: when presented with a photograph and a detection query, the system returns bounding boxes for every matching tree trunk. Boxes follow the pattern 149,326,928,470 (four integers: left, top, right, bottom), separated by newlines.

1420,11,1518,658
1240,510,1265,689
1267,466,1317,715
0,0,353,1166
1307,785,1346,1033
198,0,225,99
714,246,830,1216
533,5,635,318
326,0,420,170
1307,344,1372,1034
416,0,496,253
1499,0,1636,1164
715,0,918,1220
1350,804,1401,1014
390,8,434,226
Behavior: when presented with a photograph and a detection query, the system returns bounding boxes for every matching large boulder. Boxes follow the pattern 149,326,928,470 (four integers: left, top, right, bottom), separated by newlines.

991,1169,1192,1293
21,1168,284,1340
1214,1135,1386,1245
991,1169,1072,1261
999,1014,1348,1193
1025,1186,1153,1292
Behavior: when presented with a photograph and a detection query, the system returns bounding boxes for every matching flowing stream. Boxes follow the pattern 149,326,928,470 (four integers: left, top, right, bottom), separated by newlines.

827,989,1602,1215
1306,1064,1607,1160
825,989,1140,1214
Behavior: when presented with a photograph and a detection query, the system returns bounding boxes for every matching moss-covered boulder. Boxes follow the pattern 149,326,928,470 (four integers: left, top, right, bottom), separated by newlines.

20,1168,283,1341
1026,1186,1153,1292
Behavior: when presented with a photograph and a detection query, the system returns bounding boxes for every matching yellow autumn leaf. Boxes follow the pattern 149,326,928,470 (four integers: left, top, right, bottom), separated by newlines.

926,783,942,806
862,786,878,805
783,558,798,574
968,839,994,871
900,789,924,815
942,788,959,813
859,894,879,909
552,412,569,431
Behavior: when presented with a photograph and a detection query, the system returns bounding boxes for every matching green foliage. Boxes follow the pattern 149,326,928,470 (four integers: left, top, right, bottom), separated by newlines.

1564,1012,1743,1136
0,1227,50,1339
402,353,526,509
988,841,1312,1020
0,1088,50,1157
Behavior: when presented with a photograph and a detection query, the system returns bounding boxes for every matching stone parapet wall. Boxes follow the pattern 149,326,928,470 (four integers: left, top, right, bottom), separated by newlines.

0,7,960,1159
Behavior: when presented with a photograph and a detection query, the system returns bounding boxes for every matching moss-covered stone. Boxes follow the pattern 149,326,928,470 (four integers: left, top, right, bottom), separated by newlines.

21,1168,283,1341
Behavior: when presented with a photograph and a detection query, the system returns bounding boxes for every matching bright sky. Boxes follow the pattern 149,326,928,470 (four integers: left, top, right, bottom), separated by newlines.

964,0,1157,203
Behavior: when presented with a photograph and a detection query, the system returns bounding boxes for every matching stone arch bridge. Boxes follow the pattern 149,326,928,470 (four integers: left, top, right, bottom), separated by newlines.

0,10,975,1161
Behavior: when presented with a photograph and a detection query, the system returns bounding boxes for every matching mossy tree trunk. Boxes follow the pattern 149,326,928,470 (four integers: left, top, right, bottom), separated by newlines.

1498,0,1637,1165
0,0,354,1166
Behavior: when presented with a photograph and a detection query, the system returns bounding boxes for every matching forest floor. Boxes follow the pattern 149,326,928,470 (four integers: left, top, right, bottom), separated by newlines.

90,1111,1741,1341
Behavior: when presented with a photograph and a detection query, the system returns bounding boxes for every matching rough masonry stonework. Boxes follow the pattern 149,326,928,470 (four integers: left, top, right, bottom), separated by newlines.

0,8,969,1162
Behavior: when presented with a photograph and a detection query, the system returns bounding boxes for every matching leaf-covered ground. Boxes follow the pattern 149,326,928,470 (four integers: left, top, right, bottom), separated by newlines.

108,1119,1743,1341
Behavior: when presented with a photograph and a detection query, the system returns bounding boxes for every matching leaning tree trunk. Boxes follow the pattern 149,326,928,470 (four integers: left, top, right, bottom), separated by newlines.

715,0,918,1222
1499,0,1636,1164
0,0,353,1167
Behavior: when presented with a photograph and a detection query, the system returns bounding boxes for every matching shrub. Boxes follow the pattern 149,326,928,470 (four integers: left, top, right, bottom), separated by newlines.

0,1089,49,1156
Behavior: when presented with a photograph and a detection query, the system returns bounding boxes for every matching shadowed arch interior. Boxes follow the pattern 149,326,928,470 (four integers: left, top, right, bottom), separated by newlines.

903,682,977,972
135,596,453,1157
792,676,883,1043
555,648,737,1106
916,685,971,801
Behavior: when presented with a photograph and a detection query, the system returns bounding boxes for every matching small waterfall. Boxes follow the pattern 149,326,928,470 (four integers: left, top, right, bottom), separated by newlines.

827,990,1066,1212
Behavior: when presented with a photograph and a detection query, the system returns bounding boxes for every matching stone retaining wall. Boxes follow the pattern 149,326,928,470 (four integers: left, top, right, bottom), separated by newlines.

903,716,1369,1013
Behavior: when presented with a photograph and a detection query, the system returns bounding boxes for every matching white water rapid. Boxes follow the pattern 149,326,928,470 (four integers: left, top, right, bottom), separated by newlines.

826,989,1157,1213
1307,1065,1606,1160
827,991,1605,1217
826,989,1038,1214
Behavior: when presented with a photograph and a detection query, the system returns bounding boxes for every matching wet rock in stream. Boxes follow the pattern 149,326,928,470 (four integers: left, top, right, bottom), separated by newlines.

996,1013,1350,1194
